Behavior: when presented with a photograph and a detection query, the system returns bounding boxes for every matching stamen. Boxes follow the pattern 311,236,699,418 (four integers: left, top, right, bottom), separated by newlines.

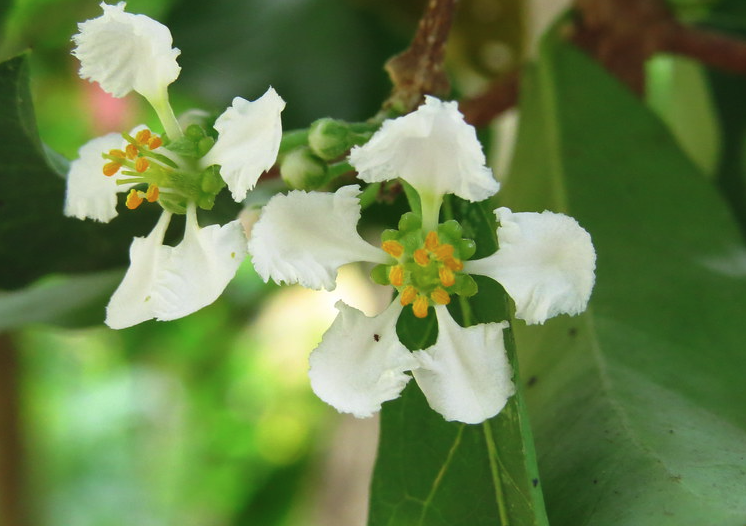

412,295,429,319
126,188,144,209
109,149,126,158
425,231,439,251
414,248,430,266
434,243,454,260
400,286,417,306
147,136,163,150
443,257,464,271
103,162,121,177
135,157,150,173
135,129,152,144
431,288,451,305
125,144,139,159
145,185,160,203
381,240,404,258
388,265,404,287
439,267,456,287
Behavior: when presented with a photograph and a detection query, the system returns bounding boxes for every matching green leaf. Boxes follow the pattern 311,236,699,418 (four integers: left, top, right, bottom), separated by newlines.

0,270,122,331
369,198,549,526
502,30,746,525
0,53,158,290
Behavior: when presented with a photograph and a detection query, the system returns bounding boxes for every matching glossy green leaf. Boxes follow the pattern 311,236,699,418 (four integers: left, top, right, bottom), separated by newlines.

369,198,549,526
501,31,746,525
0,53,161,290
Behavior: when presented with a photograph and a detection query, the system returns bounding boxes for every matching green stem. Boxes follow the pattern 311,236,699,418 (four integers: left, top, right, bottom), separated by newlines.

148,90,183,140
483,421,511,525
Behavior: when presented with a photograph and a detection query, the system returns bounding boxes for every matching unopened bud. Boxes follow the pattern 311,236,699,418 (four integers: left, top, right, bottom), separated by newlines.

280,146,328,190
308,118,354,160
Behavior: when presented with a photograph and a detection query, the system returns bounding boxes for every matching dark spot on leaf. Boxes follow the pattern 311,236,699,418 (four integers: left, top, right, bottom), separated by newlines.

669,429,674,434
670,474,682,483
568,327,578,337
527,376,538,387
593,479,598,484
373,334,380,342
532,479,538,487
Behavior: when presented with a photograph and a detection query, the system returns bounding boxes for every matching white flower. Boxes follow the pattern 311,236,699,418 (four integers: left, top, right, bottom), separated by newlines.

202,88,286,202
106,204,247,329
248,96,596,423
349,96,500,229
72,2,180,102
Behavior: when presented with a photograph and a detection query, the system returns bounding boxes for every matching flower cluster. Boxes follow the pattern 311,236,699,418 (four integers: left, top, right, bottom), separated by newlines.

65,2,285,328
248,97,596,424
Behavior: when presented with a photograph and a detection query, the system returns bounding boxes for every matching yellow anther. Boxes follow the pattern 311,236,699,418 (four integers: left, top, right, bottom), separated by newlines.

109,149,126,158
388,265,404,287
135,129,152,144
425,231,440,251
126,188,144,209
439,266,456,287
412,295,429,319
135,157,150,173
103,162,121,177
414,248,430,266
400,286,417,306
431,288,451,305
382,240,404,258
434,243,455,261
145,185,159,203
443,257,464,271
148,136,163,150
125,144,139,159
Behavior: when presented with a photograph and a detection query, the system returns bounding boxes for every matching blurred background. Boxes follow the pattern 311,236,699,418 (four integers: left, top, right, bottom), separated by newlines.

0,0,536,524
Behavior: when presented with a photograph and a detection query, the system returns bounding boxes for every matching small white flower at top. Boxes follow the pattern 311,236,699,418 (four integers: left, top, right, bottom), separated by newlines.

248,96,596,424
65,2,285,328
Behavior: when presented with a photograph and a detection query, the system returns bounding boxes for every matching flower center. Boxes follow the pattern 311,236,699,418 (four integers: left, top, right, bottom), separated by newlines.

372,213,478,319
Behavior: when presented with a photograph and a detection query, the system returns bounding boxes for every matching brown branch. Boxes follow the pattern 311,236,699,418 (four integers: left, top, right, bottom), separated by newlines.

460,71,520,128
384,0,457,114
0,333,30,526
662,24,746,76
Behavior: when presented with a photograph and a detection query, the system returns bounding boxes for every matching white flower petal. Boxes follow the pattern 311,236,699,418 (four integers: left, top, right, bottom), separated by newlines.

204,88,285,202
72,2,181,100
151,204,247,321
465,207,596,324
248,185,389,291
412,306,514,424
309,301,417,418
105,211,172,329
349,96,499,203
65,133,133,222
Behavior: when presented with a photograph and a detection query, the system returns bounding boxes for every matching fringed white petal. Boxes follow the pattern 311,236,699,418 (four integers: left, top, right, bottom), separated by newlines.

465,207,596,325
105,211,172,329
151,204,247,321
204,88,285,202
65,133,132,222
72,2,181,100
349,96,499,203
412,306,514,424
309,301,417,418
248,186,389,291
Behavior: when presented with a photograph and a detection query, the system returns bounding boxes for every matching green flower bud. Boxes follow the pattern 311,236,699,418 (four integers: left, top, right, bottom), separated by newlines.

308,118,354,160
280,146,328,190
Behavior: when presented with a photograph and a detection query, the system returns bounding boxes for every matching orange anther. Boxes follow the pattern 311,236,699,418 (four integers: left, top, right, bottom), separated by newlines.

439,266,456,287
126,189,144,209
414,248,430,266
135,157,150,173
388,265,404,287
400,286,417,306
103,162,121,177
109,149,126,158
381,240,404,258
412,295,429,319
431,288,451,305
443,257,464,271
434,243,455,260
125,144,139,159
135,129,152,144
145,185,159,202
425,231,439,251
148,136,163,150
